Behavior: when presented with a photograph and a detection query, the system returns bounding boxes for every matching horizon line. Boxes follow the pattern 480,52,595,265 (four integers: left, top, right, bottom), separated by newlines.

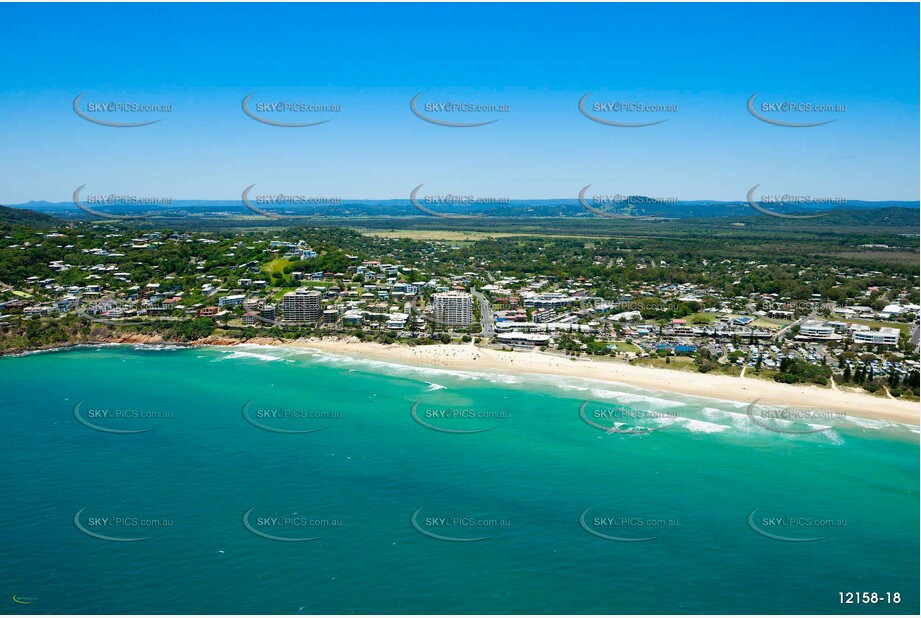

8,197,921,205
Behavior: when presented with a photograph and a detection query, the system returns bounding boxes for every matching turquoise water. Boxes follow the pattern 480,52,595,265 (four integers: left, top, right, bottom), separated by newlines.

0,344,918,614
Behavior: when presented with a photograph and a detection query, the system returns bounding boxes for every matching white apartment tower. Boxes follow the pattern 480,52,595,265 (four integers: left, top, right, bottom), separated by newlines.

432,291,473,327
282,288,322,323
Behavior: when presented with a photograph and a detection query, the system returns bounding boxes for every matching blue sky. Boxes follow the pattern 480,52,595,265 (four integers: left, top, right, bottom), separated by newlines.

0,2,918,203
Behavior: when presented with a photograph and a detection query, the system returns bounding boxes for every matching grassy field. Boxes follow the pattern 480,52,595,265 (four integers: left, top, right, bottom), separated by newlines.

609,341,642,353
846,318,913,334
634,356,743,378
268,280,334,299
263,257,291,275
361,229,524,242
744,368,782,382
832,250,920,267
683,312,717,325
359,228,624,242
631,356,698,372
751,316,793,328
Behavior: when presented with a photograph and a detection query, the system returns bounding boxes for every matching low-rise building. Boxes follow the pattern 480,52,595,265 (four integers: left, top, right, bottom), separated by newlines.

218,294,247,308
799,321,836,339
498,332,552,346
853,327,900,346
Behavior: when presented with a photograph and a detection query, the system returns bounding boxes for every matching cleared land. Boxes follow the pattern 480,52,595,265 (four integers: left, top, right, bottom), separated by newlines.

361,229,526,242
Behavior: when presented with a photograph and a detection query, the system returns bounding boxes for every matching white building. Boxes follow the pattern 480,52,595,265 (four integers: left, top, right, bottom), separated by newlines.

880,303,919,319
852,327,900,346
497,332,552,346
799,321,836,339
218,294,246,307
522,292,574,310
431,291,473,327
386,312,409,330
495,321,592,333
282,288,322,323
609,311,642,322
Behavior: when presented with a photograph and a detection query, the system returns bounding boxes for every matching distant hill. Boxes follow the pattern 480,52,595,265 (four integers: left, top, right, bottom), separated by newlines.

0,204,60,227
787,206,920,228
9,198,920,221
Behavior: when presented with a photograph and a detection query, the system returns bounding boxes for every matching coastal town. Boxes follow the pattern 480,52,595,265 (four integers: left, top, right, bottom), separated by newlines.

3,3,919,616
2,223,918,399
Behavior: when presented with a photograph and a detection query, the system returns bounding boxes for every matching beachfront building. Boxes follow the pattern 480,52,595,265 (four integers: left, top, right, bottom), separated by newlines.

343,309,364,326
386,312,409,330
852,327,900,346
431,291,473,327
322,309,339,324
494,320,592,334
497,331,552,346
282,288,322,323
799,321,837,339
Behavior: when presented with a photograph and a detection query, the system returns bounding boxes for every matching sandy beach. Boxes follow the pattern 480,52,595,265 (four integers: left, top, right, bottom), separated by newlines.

273,338,920,425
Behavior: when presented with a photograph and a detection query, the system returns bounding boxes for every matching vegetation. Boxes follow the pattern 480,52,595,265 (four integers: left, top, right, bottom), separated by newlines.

1,214,917,400
774,357,832,386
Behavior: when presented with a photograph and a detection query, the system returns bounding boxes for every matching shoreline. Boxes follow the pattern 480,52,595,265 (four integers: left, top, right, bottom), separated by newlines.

4,335,919,425
282,338,919,426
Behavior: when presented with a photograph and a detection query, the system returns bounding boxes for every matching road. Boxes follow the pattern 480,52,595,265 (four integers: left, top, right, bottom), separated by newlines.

471,288,495,337
774,308,820,342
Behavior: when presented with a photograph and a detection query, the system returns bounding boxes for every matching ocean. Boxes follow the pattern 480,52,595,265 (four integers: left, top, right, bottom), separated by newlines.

1,344,918,614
